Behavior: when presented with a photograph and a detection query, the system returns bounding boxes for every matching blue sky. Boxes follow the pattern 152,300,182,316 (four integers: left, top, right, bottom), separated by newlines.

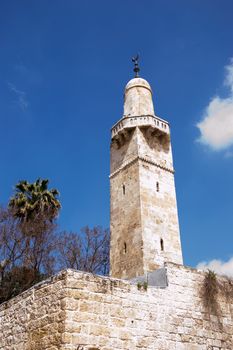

0,0,233,271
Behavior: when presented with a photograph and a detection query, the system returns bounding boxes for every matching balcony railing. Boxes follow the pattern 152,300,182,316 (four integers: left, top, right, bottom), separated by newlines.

111,115,170,139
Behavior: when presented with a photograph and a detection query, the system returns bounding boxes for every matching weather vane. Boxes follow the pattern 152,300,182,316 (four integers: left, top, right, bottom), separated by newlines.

132,54,140,77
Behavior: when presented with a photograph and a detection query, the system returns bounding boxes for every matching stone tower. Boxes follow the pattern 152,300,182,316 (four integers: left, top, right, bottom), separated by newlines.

110,71,183,279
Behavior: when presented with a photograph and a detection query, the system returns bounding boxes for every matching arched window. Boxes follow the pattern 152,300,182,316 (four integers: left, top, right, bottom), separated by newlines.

156,182,159,192
160,238,164,251
122,184,125,195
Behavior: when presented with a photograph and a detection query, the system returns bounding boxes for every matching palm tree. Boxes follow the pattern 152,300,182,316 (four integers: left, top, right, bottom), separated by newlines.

9,178,61,222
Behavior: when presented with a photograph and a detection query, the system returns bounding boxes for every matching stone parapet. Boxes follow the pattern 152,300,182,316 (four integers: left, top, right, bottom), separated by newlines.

0,265,232,349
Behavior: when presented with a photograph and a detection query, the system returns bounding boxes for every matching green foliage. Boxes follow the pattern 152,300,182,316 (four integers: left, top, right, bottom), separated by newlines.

202,269,218,313
0,178,110,304
0,266,45,303
137,281,148,291
9,178,61,222
0,178,61,304
143,281,148,291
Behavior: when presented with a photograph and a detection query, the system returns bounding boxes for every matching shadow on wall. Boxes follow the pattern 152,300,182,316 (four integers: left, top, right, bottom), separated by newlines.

130,267,168,288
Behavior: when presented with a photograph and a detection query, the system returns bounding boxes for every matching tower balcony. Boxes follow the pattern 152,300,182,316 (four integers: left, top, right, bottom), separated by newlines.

111,115,170,142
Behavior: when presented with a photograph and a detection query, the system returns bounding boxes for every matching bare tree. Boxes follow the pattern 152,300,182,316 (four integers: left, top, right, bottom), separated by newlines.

0,175,110,304
0,208,26,280
0,208,57,302
58,226,110,275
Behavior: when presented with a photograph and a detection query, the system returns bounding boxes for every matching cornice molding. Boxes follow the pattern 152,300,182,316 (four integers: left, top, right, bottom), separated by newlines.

109,156,174,179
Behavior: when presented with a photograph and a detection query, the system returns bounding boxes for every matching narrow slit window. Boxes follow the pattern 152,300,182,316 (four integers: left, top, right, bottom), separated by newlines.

160,239,164,251
124,242,127,254
156,181,159,192
122,184,125,195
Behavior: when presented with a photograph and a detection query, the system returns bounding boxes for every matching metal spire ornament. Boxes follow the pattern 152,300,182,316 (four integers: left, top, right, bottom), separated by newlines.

132,54,140,77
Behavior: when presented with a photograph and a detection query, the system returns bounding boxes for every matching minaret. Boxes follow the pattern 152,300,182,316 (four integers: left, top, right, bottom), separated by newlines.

110,57,183,279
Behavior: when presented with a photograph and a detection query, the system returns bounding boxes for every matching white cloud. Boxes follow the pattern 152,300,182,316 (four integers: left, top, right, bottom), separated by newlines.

8,82,29,111
197,58,233,151
197,257,233,278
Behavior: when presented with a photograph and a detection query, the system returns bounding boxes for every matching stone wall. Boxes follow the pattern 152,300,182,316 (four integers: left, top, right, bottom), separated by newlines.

1,264,232,350
0,271,67,350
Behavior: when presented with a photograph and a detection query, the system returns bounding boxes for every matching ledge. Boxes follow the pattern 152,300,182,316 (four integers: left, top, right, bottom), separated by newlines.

109,155,174,179
111,115,170,140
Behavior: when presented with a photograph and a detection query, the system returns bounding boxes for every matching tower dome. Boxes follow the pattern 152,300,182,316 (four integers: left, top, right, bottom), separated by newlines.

124,77,155,117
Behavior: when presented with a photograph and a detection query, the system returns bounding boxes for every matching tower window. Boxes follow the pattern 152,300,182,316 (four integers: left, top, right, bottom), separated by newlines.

160,239,164,251
156,182,159,192
124,242,127,254
122,184,125,195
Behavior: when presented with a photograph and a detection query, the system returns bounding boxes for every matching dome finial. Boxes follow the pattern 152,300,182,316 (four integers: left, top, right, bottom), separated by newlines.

132,54,140,78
